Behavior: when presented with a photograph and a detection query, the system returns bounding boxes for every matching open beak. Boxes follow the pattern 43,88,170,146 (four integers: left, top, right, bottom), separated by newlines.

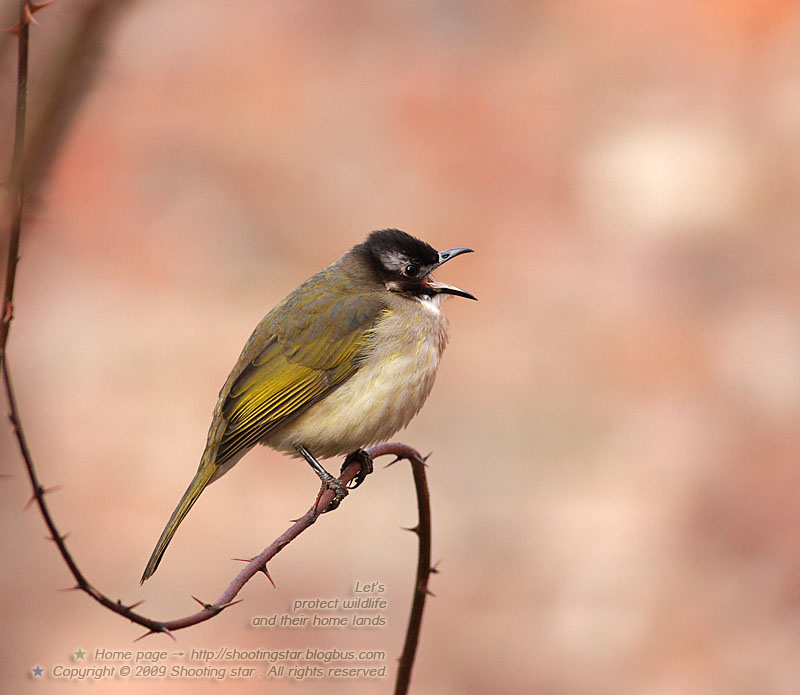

425,247,476,300
426,280,477,300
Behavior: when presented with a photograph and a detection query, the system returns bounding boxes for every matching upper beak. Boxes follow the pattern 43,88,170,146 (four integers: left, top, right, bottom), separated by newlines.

426,246,476,300
434,247,473,269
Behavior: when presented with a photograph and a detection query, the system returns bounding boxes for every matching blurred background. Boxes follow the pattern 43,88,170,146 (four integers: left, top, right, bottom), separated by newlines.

2,1,800,693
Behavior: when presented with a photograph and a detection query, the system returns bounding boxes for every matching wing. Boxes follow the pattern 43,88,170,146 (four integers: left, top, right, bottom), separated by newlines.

209,268,386,468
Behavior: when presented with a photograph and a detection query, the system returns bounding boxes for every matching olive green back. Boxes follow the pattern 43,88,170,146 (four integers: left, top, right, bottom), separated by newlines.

214,262,386,466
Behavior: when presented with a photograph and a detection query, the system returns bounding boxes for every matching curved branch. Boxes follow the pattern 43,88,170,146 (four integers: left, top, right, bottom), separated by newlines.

3,4,435,687
8,400,432,650
1,1,134,365
6,363,367,637
0,0,30,364
370,443,434,695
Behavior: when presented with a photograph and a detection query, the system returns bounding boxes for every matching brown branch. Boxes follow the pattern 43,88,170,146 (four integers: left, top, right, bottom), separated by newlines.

6,345,368,635
370,443,434,695
0,0,30,365
6,386,430,646
3,3,435,687
2,0,135,361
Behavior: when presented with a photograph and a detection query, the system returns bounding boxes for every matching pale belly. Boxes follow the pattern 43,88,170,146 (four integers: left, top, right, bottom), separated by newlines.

264,298,449,459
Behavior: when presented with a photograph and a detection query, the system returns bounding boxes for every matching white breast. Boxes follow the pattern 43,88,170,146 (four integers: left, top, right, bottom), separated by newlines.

265,295,450,459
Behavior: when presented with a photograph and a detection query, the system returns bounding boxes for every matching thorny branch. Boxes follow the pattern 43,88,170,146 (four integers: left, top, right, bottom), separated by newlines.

373,443,434,695
2,3,436,691
7,365,423,640
0,0,33,365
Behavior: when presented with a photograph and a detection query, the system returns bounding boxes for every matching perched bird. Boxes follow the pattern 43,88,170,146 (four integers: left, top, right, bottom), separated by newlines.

141,229,475,582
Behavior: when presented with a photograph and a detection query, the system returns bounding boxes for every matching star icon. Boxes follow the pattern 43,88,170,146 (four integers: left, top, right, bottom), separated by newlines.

73,648,86,661
31,665,44,678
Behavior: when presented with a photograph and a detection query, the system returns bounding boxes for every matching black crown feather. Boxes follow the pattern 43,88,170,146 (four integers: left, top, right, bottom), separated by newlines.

362,229,439,267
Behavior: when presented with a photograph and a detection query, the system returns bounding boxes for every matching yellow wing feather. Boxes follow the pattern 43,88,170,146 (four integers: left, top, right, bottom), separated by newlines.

212,268,386,468
141,257,385,582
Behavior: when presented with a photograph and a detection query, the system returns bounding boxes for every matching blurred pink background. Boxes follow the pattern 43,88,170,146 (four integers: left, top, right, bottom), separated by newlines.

3,1,800,693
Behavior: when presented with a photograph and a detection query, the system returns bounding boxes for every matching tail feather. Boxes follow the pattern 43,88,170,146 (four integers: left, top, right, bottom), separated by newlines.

140,463,217,583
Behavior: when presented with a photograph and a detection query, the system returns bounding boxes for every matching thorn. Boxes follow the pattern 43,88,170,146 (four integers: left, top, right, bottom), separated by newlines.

190,595,243,615
3,23,20,36
23,3,38,26
191,595,214,611
425,589,437,597
218,599,244,611
30,1,57,13
124,599,145,611
259,565,276,588
233,557,277,587
24,483,63,510
134,626,175,642
46,532,69,542
401,525,420,535
58,585,81,592
382,456,403,469
311,484,333,515
430,560,441,574
23,486,43,510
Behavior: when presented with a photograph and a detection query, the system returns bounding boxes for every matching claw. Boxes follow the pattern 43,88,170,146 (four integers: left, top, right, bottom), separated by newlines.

314,478,347,514
341,449,373,489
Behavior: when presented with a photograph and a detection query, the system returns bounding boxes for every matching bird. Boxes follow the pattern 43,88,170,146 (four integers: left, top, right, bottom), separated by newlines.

141,229,475,582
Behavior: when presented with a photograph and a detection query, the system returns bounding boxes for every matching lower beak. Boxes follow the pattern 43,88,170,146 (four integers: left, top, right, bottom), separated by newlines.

426,280,477,301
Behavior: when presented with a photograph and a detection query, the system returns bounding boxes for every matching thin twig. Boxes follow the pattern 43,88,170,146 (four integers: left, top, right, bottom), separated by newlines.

1,0,134,360
0,0,30,365
371,443,434,695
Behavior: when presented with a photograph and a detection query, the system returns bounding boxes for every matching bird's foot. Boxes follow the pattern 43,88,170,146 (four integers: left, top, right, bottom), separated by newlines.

314,476,348,513
342,449,373,489
296,444,349,513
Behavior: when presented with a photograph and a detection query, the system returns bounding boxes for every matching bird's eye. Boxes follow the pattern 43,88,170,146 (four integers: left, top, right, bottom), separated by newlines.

404,264,420,277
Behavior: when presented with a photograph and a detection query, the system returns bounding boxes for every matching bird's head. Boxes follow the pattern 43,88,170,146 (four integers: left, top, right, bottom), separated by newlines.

357,229,476,301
